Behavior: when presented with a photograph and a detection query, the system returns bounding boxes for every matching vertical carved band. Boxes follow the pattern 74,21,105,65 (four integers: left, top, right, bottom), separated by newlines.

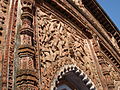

1,0,18,89
93,36,115,90
16,0,39,89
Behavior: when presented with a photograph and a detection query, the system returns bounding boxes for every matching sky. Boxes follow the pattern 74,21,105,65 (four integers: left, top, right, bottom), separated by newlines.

96,0,120,30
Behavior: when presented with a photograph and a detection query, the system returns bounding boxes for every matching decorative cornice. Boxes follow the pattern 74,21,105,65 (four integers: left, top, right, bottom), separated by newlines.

82,0,120,47
40,0,93,39
99,42,120,71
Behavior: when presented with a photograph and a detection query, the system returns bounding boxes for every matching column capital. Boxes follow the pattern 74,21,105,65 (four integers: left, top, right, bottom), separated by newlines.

21,0,35,13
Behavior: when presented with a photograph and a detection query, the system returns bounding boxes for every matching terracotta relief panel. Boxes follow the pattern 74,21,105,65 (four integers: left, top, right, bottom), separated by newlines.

36,8,103,90
0,0,19,89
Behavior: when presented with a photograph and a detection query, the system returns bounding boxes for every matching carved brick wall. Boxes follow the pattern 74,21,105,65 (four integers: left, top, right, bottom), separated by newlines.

36,8,104,90
0,0,120,90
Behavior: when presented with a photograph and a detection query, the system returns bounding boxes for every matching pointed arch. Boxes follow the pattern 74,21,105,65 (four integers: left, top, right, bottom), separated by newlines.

51,65,96,90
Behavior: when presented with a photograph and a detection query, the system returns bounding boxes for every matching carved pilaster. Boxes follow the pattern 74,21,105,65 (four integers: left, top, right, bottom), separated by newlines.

93,35,115,90
16,0,39,89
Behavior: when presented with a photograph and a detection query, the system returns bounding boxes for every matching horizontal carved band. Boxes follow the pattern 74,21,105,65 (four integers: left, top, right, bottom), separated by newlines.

17,85,38,90
16,69,38,87
16,79,38,87
18,45,35,57
19,27,34,36
21,12,33,22
16,69,38,79
107,83,115,89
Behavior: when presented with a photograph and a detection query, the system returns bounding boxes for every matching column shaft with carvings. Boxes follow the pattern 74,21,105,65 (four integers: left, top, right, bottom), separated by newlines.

16,0,39,89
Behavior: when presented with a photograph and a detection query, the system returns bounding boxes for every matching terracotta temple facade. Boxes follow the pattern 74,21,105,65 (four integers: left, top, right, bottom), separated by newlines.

0,0,120,90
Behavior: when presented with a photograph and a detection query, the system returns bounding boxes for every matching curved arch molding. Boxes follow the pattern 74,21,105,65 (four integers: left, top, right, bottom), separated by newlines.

51,65,96,90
